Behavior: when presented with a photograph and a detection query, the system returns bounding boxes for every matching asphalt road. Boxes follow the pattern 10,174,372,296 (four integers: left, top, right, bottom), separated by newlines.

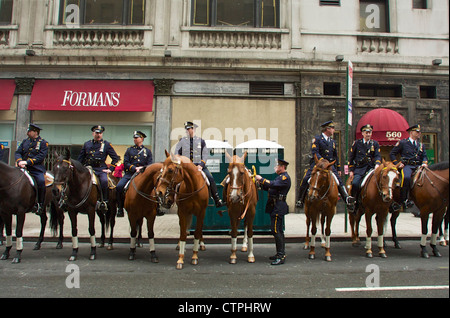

0,239,448,301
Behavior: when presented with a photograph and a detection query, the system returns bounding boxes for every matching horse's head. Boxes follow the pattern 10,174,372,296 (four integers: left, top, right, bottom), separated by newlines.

308,157,335,202
226,152,248,204
154,151,184,208
377,159,401,203
52,150,73,203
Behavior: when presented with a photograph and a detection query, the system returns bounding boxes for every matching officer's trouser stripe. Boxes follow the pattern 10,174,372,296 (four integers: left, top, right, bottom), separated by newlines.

274,214,278,234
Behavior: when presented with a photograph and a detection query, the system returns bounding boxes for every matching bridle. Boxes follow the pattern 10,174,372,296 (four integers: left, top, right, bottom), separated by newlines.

309,166,334,201
227,163,255,220
374,166,399,199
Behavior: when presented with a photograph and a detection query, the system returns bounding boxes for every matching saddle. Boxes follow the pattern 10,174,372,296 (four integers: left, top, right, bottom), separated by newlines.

86,166,116,190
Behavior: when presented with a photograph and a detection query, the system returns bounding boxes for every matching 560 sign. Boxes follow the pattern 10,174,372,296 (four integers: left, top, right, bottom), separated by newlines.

386,131,403,139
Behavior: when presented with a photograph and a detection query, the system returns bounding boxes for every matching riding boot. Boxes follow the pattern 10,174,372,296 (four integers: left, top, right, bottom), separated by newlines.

295,182,309,209
271,233,285,265
209,185,225,208
117,193,124,218
100,186,108,213
338,184,355,210
33,186,46,216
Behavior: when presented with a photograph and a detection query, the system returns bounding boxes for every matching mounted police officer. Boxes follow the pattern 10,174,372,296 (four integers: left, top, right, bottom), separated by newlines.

256,158,291,265
78,125,120,211
175,121,225,208
296,121,355,210
15,124,49,216
390,124,428,210
116,131,153,217
348,124,382,213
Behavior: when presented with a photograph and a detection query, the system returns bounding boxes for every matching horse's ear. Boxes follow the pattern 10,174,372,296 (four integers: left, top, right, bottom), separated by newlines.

395,161,402,169
225,151,233,163
314,154,319,164
241,151,248,163
165,149,170,158
170,152,181,165
328,160,336,169
382,158,386,166
64,148,71,160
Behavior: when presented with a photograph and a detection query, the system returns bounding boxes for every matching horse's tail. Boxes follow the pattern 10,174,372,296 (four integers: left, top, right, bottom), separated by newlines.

49,201,59,237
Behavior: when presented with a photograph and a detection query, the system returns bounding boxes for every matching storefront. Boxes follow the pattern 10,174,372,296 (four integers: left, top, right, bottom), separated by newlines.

0,79,17,164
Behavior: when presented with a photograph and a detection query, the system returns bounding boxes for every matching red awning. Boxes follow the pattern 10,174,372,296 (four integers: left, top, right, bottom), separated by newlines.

28,80,154,112
0,80,16,110
356,108,409,146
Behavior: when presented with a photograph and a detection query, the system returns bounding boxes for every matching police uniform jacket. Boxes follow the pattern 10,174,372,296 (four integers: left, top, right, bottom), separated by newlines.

15,136,49,174
260,172,291,216
123,145,153,176
175,136,209,169
78,139,120,172
311,134,340,170
389,138,428,167
349,139,382,175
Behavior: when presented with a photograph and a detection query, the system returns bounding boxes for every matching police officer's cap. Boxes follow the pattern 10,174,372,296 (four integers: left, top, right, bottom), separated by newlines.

133,131,147,138
361,124,373,132
277,158,289,167
184,121,198,130
91,125,105,133
28,123,42,132
407,124,421,132
320,121,335,128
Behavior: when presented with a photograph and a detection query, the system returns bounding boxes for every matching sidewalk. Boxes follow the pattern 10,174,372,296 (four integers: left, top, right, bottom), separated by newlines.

17,208,425,243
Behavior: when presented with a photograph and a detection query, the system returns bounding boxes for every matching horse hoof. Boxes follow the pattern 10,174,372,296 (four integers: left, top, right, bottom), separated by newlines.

379,253,387,258
325,256,332,262
68,255,77,261
191,258,198,265
308,254,315,260
97,243,105,248
107,244,114,251
176,263,184,270
230,258,237,264
303,245,309,250
56,243,63,249
12,257,21,264
433,251,442,257
248,257,255,263
421,252,429,259
89,254,96,261
241,247,248,252
394,243,402,249
366,253,373,258
33,243,41,251
151,256,159,263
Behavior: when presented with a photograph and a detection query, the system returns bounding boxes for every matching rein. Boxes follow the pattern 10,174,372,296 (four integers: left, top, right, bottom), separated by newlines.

227,166,256,220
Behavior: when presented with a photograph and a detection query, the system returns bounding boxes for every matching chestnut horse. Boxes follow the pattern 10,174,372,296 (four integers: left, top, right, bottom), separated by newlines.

155,151,209,269
224,152,258,264
52,151,100,261
304,156,339,261
410,161,449,258
349,160,401,258
125,162,163,262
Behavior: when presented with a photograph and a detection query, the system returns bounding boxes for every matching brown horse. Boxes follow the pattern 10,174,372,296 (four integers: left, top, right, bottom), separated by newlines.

52,151,100,261
224,152,258,264
410,161,449,258
349,160,401,258
0,161,38,263
155,151,209,269
125,162,163,262
304,155,339,261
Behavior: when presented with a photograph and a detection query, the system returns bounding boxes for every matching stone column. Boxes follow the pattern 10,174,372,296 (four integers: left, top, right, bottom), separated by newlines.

153,79,174,163
14,77,35,142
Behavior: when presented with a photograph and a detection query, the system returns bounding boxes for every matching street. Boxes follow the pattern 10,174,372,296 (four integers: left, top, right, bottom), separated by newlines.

0,239,448,300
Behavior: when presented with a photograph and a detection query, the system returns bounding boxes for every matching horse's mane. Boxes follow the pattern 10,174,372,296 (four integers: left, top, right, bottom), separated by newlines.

428,161,449,171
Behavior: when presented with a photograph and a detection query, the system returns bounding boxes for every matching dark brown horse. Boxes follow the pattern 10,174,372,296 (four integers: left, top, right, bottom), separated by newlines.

304,156,339,261
52,151,100,261
125,162,163,262
0,161,36,263
410,161,449,258
155,151,209,269
349,159,401,258
97,174,119,250
224,152,258,264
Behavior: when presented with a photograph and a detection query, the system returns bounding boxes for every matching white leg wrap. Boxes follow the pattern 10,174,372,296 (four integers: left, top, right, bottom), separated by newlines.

310,235,316,248
430,233,437,245
365,237,372,250
130,237,136,249
16,237,23,251
90,236,96,247
6,236,12,247
444,229,449,241
193,239,200,252
420,234,427,246
377,236,384,248
149,238,155,252
179,241,186,256
72,236,79,249
248,237,254,258
325,235,331,249
231,237,237,251
242,226,248,248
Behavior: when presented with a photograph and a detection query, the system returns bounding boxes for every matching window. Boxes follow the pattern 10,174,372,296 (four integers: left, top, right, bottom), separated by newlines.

192,0,279,28
320,0,341,6
0,0,13,24
324,82,341,96
413,0,427,9
359,84,402,97
421,133,436,165
249,82,284,95
60,0,145,25
419,86,436,99
360,0,389,32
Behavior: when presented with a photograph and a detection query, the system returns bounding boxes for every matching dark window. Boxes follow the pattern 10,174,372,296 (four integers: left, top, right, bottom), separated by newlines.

0,0,13,24
192,0,279,28
320,0,341,6
324,82,341,96
359,84,402,97
413,0,427,9
419,86,436,99
360,0,389,32
60,0,145,25
250,82,284,95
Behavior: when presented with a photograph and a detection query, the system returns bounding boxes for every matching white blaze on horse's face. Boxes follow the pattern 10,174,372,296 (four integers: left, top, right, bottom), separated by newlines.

386,170,398,200
310,171,321,199
230,166,240,202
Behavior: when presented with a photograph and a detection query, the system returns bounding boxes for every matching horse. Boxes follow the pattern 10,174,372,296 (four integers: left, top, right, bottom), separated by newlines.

303,155,339,261
438,209,448,246
97,174,118,250
125,162,163,262
409,161,449,258
52,151,101,261
224,152,258,264
349,159,401,258
155,151,209,270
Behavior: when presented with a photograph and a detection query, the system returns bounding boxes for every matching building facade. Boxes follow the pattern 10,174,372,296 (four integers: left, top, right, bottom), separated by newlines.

1,0,448,210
